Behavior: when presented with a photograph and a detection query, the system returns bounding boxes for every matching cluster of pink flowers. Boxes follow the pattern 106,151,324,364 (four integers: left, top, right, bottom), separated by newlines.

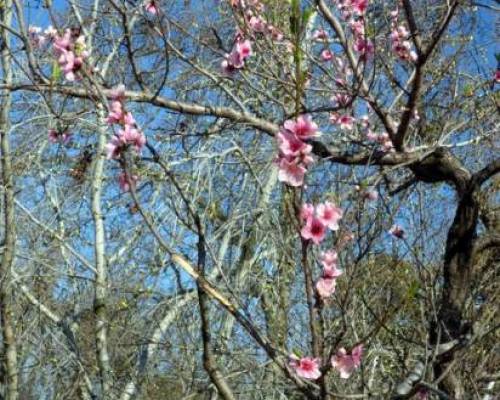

105,84,146,160
221,37,253,75
313,28,329,42
314,28,335,62
290,344,363,380
389,10,417,62
276,115,318,187
334,0,374,59
52,29,90,81
144,0,159,14
330,113,355,130
242,1,284,41
331,344,364,378
228,0,283,40
300,202,343,245
118,172,138,192
335,0,368,19
355,114,394,151
353,35,374,60
331,92,352,108
48,128,71,144
366,131,394,151
315,250,343,298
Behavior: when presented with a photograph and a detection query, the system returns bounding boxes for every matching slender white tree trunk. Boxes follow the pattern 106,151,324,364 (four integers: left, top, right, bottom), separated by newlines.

92,105,113,398
0,2,19,399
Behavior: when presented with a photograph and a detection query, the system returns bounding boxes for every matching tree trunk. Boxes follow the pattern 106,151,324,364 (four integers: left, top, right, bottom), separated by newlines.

0,2,19,399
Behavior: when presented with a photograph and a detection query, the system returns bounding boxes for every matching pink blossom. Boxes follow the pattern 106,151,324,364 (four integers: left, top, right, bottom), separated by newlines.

289,356,322,380
249,16,266,33
360,114,370,128
278,158,307,187
107,101,124,125
335,78,346,87
316,277,337,298
301,217,327,245
277,130,312,157
389,20,417,61
389,224,405,239
106,136,124,159
52,30,88,81
331,93,351,107
331,344,363,379
366,129,378,141
416,388,429,400
123,112,136,127
397,25,409,38
300,153,315,167
495,70,500,83
48,129,59,143
109,84,126,101
267,25,284,41
221,59,238,76
61,131,71,144
144,0,159,14
283,115,319,140
236,39,252,59
321,49,333,61
320,250,341,273
316,250,343,284
349,19,365,37
53,29,71,55
300,203,315,221
320,250,338,267
48,129,70,144
223,50,244,71
118,172,138,192
316,202,343,231
120,125,146,152
352,0,368,15
353,38,374,59
362,189,378,201
221,39,252,75
59,51,77,80
312,29,329,41
338,115,354,130
378,132,389,142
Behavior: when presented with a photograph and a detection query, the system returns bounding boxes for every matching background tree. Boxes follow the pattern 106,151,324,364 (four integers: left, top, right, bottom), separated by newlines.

0,0,498,399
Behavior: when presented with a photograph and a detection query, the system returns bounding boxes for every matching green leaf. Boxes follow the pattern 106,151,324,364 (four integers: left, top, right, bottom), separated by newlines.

52,61,61,82
463,83,474,97
407,280,420,300
289,0,300,35
302,7,316,28
292,348,303,358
